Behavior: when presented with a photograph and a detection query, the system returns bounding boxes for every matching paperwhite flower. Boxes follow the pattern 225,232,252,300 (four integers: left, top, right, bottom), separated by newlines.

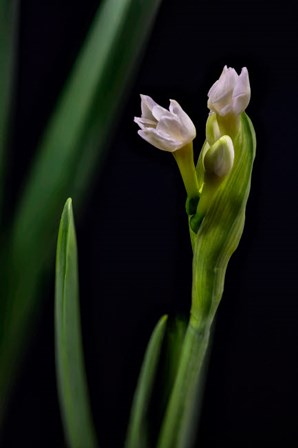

134,95,196,152
207,66,251,117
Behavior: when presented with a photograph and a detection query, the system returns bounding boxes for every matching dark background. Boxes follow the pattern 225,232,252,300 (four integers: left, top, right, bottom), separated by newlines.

2,0,298,446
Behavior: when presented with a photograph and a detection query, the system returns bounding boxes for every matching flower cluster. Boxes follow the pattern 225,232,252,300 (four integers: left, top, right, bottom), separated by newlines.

134,66,251,228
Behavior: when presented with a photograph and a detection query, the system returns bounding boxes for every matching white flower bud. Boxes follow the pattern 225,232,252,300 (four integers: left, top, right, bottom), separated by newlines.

207,66,251,117
134,95,196,152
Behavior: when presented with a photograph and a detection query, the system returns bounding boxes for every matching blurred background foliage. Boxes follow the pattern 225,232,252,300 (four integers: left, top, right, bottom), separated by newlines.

1,0,298,446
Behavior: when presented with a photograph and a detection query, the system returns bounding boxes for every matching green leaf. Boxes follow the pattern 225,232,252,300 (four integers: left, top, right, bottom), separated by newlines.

0,0,19,212
125,315,168,448
0,0,163,421
157,322,211,448
55,198,98,448
163,318,187,397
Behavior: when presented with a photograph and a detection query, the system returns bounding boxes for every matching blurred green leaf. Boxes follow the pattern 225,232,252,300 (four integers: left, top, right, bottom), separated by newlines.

125,315,168,448
55,198,98,448
156,323,211,448
0,0,19,212
163,318,187,400
0,0,163,421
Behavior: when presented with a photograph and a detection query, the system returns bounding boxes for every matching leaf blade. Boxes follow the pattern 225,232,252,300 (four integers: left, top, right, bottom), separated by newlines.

125,315,168,448
0,0,163,418
55,198,98,448
0,0,19,212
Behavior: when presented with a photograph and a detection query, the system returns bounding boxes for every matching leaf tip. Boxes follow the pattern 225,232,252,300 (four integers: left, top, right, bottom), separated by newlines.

65,197,73,210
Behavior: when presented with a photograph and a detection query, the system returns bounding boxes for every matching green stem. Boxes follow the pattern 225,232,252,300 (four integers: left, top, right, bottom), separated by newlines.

157,317,211,448
172,143,200,200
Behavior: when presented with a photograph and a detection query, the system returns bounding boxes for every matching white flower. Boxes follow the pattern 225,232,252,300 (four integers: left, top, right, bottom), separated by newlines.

207,66,251,117
134,95,196,152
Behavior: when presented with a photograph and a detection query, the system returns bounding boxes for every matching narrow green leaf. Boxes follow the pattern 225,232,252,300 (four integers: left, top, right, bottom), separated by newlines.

0,0,19,212
160,318,187,412
157,322,211,448
0,0,163,420
55,198,98,448
125,315,168,448
165,319,187,389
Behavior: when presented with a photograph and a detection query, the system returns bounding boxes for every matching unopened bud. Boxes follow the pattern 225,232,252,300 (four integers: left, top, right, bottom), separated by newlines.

203,135,234,177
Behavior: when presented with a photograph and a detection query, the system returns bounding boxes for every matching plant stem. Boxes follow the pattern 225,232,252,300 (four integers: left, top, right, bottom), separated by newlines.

157,317,211,448
172,143,200,201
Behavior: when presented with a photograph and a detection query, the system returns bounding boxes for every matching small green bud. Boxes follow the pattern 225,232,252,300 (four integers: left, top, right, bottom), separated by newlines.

190,135,234,231
203,135,234,178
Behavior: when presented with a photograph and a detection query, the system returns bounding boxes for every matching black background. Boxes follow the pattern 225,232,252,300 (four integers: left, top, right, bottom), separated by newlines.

1,0,298,446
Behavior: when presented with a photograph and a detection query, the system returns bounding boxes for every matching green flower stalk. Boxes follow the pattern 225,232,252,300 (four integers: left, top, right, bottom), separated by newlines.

132,65,256,448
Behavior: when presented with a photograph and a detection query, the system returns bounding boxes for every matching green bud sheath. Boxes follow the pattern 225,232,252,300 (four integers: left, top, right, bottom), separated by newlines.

190,112,256,327
157,112,256,448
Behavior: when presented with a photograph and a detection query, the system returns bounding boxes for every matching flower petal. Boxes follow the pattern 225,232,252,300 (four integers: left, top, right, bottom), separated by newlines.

232,67,251,114
140,94,157,121
208,66,238,103
151,104,172,121
134,116,157,130
138,128,182,152
156,115,184,141
169,100,196,139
